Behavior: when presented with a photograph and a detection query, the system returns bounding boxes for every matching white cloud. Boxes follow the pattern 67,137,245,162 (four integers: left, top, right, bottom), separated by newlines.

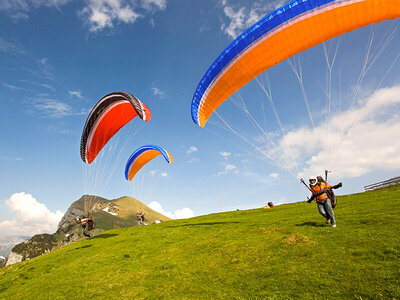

151,87,166,98
141,0,167,12
0,1,70,20
0,38,25,55
217,163,239,176
79,0,167,32
0,156,23,161
270,172,279,178
186,146,198,154
174,208,195,219
69,90,83,99
80,0,141,32
35,57,53,78
220,151,231,159
2,82,32,91
272,85,400,179
148,201,194,219
1,1,166,30
19,80,56,91
187,158,199,163
0,38,54,81
148,170,168,177
80,0,141,31
220,0,285,39
31,97,86,117
0,192,64,237
33,98,73,117
225,164,237,171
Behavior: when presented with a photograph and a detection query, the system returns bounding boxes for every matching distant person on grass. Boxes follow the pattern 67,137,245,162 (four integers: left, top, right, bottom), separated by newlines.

307,176,342,227
136,212,146,227
77,215,95,238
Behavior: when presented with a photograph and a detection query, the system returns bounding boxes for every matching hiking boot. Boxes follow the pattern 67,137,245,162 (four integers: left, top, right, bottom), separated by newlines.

332,224,337,228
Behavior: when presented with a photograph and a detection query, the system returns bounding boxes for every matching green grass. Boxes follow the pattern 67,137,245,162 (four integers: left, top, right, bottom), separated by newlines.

1,186,399,299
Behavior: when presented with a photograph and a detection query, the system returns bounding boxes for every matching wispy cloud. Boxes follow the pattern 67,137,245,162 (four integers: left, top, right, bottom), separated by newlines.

151,87,166,99
3,82,33,92
186,146,198,154
20,80,56,91
220,0,284,39
46,125,71,135
148,170,169,178
220,151,231,159
242,170,277,185
0,156,23,161
69,90,83,99
270,172,279,178
187,158,199,164
141,0,167,12
216,163,239,176
0,37,54,81
36,57,53,79
33,98,73,117
31,97,85,118
0,37,25,55
0,0,71,19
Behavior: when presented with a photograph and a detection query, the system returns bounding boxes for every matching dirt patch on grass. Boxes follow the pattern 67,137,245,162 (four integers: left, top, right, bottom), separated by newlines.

360,219,386,225
284,234,311,245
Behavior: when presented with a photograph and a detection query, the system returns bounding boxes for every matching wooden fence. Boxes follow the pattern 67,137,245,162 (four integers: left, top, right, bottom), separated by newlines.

364,176,400,191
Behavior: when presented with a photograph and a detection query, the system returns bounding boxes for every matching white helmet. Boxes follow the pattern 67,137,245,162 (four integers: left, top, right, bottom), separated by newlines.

309,176,318,186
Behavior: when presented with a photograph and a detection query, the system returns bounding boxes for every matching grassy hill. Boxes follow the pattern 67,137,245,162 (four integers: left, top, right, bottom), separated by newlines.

1,186,399,299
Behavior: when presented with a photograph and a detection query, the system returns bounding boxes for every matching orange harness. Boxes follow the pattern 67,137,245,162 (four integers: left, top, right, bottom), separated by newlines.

311,182,333,202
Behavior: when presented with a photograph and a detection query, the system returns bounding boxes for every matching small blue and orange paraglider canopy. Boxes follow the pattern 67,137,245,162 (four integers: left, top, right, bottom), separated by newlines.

125,145,173,181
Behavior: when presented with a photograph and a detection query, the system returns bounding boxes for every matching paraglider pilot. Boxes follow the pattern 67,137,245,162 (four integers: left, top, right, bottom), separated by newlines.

136,212,145,227
307,176,342,227
76,215,95,238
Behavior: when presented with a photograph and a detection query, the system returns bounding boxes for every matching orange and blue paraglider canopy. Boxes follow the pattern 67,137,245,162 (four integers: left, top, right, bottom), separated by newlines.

191,0,400,127
125,145,173,181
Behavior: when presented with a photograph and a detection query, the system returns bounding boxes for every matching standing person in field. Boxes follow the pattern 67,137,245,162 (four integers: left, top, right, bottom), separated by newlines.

307,176,342,227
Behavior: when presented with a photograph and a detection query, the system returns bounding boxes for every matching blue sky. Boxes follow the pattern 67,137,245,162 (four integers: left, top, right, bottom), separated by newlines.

0,0,399,237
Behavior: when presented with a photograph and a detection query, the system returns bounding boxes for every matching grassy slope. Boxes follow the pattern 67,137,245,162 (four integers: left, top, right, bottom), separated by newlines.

1,186,399,299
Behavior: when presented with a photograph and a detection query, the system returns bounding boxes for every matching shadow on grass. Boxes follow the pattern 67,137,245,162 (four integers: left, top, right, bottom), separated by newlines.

73,245,92,250
295,222,326,227
92,233,119,239
166,221,240,228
